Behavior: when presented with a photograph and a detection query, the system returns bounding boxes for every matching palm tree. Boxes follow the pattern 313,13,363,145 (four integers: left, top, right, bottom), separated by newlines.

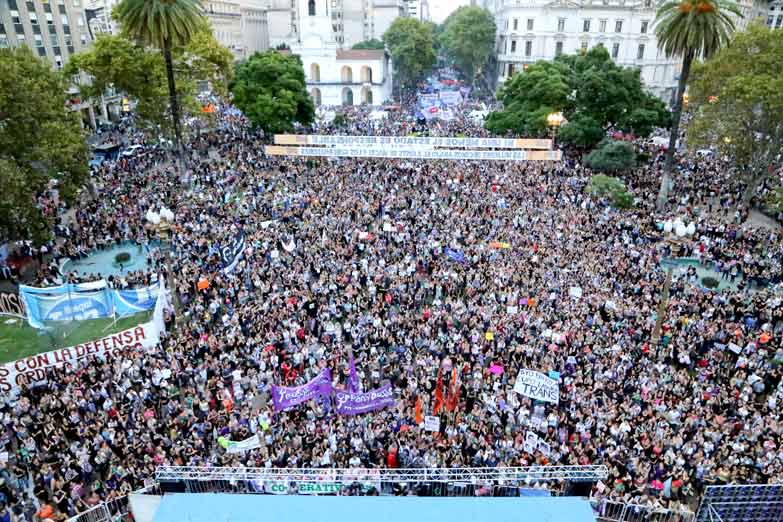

653,0,741,210
114,0,204,156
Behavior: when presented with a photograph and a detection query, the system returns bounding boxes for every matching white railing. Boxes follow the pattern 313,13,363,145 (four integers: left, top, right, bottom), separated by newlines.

155,465,609,483
594,499,696,522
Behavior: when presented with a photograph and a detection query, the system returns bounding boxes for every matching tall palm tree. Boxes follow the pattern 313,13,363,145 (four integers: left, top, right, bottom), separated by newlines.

115,0,204,156
653,0,741,210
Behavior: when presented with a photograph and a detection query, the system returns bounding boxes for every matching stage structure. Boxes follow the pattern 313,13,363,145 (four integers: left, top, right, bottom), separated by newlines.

265,134,563,161
696,484,783,522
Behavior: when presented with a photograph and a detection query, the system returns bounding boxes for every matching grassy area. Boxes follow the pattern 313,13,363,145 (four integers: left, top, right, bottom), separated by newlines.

0,312,151,365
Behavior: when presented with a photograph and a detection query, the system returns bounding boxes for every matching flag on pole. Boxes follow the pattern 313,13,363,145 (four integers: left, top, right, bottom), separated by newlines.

347,347,360,393
446,366,460,412
415,395,423,425
433,368,444,415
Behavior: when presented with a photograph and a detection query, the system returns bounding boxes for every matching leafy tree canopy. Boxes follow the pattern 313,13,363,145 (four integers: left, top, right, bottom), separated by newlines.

486,46,669,141
230,50,315,136
688,23,783,201
352,39,385,50
584,139,637,174
587,174,634,209
383,18,436,90
0,47,88,243
66,26,233,135
439,6,496,82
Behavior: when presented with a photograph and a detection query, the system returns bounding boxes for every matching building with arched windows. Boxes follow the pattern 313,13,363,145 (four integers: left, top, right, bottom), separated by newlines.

290,0,393,107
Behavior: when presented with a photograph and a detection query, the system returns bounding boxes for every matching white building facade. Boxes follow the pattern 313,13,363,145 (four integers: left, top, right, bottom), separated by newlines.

489,0,682,102
767,0,783,28
292,0,393,106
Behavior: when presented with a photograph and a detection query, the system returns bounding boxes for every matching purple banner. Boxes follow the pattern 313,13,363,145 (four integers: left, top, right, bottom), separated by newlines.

335,383,395,416
272,368,332,412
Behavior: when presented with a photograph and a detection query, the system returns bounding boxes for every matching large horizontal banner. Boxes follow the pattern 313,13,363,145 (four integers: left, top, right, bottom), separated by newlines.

259,480,380,495
335,383,396,415
274,135,553,150
0,320,161,393
272,368,332,412
513,369,560,404
265,146,561,162
20,281,161,329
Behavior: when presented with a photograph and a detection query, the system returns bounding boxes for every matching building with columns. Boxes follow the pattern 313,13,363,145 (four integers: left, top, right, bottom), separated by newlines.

489,0,681,102
291,0,393,106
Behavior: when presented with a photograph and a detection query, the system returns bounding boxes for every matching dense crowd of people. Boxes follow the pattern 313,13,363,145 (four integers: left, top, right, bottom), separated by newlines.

1,90,783,522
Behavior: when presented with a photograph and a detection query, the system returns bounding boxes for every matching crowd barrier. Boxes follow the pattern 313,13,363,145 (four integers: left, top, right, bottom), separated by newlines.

594,499,695,522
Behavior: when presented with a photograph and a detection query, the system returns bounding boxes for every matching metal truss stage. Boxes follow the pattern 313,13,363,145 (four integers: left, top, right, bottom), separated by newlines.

696,484,783,522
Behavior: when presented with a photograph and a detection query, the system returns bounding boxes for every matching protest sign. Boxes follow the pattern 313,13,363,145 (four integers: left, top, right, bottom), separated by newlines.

423,415,440,432
334,383,395,415
271,369,333,412
513,369,560,404
225,434,262,454
0,321,161,393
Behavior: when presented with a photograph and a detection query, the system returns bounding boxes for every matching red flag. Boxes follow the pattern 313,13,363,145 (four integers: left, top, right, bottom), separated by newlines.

433,368,444,415
415,396,423,425
446,367,460,412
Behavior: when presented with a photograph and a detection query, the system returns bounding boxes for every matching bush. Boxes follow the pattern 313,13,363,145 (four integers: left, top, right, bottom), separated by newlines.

587,174,634,209
115,252,131,264
584,139,637,174
701,277,720,289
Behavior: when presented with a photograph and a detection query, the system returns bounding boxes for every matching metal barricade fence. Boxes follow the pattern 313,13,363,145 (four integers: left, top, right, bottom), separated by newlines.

67,485,160,522
594,499,696,522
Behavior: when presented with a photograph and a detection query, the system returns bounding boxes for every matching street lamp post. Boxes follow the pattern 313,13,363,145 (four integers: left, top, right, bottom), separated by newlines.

547,112,565,149
651,218,697,345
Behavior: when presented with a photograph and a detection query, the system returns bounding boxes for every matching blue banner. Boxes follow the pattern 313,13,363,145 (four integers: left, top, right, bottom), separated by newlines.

444,247,467,264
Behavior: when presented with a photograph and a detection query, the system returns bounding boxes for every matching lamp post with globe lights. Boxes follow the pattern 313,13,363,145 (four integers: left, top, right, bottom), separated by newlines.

547,112,565,148
651,217,697,345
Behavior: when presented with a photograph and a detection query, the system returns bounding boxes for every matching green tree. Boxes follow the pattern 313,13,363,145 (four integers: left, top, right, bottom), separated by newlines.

0,47,88,243
585,140,637,174
114,0,206,155
653,0,742,209
383,18,436,91
439,6,496,83
485,47,668,140
557,114,605,149
352,39,385,50
587,174,634,209
230,50,314,136
688,24,783,203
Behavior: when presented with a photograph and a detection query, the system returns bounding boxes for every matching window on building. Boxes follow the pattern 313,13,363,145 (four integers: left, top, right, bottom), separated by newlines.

640,20,648,33
58,4,66,13
527,18,533,30
51,33,59,46
34,33,42,45
81,32,87,44
510,40,516,52
513,18,518,30
55,55,63,69
612,42,620,57
61,14,69,26
46,12,54,26
43,2,51,12
777,15,783,27
599,19,606,32
26,1,34,11
767,15,774,25
615,20,623,32
583,19,590,31
29,12,38,24
637,43,644,59
77,15,84,26
580,40,588,52
72,0,80,6
17,33,25,45
0,35,8,48
525,39,532,56
644,0,651,6
555,40,563,55
508,63,515,76
308,0,315,15
557,18,565,31
11,10,20,23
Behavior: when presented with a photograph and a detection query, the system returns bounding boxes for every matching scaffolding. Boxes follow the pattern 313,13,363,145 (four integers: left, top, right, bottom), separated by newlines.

155,465,609,484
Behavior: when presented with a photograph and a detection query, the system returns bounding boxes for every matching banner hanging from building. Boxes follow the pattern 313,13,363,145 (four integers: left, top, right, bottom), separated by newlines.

0,320,161,393
334,383,395,415
272,368,333,412
274,134,553,149
513,369,560,404
265,146,561,162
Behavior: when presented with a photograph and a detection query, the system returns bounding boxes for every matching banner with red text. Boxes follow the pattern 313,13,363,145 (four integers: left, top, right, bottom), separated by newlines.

0,321,161,393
